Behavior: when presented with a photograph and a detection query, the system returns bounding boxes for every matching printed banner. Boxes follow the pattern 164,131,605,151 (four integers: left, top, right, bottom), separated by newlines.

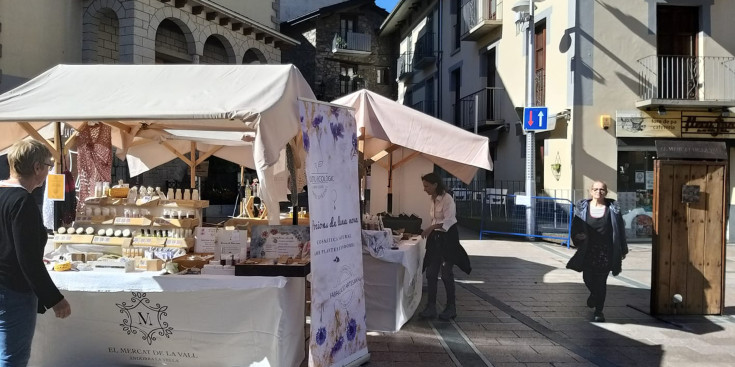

300,99,368,367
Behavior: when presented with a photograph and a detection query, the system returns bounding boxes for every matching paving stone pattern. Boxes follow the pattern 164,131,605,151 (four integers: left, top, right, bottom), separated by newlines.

303,229,735,366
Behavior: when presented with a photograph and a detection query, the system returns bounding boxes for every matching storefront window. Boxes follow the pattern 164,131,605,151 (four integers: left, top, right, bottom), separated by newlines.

617,151,655,240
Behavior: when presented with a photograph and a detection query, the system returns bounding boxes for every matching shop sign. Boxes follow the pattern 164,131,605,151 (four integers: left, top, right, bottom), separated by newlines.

616,110,681,138
655,140,727,160
616,110,735,139
680,111,735,139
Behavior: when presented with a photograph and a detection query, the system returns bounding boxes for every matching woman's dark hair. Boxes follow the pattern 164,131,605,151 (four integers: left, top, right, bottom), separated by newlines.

421,172,447,195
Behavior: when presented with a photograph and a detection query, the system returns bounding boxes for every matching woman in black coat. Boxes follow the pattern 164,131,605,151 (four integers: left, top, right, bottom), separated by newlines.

567,180,628,322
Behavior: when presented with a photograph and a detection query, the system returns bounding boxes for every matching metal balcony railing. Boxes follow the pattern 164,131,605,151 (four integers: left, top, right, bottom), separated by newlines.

397,51,414,80
424,99,436,116
332,32,372,53
410,100,436,116
413,32,435,69
458,87,504,130
637,55,735,101
461,0,502,38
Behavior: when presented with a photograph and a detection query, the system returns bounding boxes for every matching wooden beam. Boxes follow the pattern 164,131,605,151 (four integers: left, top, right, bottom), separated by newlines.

195,145,223,165
63,131,79,152
16,122,58,159
255,32,265,41
191,5,203,14
264,36,273,44
391,151,419,170
232,22,242,31
100,120,132,134
53,122,62,174
161,141,192,166
219,17,230,26
206,12,217,21
174,0,186,8
367,144,400,165
190,141,196,189
151,123,255,132
242,27,253,36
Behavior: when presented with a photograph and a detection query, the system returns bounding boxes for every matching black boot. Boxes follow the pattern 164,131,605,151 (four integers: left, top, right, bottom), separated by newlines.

419,303,437,319
438,304,456,320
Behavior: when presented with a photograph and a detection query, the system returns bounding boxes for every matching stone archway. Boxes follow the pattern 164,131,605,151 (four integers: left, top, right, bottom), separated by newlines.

243,48,268,64
201,34,235,64
155,18,195,63
82,0,126,63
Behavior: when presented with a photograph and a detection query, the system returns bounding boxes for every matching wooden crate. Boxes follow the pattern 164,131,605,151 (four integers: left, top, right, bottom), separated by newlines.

652,159,725,315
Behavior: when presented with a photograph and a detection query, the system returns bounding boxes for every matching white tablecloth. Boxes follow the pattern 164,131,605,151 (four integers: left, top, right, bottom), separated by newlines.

30,272,305,367
363,237,425,332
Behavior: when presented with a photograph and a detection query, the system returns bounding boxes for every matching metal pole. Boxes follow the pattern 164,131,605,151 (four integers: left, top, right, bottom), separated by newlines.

525,3,536,238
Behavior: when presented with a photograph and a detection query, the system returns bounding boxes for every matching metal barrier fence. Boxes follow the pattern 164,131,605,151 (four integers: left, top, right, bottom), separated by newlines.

479,194,574,248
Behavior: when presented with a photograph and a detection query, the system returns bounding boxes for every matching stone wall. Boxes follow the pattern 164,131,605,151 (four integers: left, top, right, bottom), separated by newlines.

96,8,120,63
83,0,281,64
283,3,396,101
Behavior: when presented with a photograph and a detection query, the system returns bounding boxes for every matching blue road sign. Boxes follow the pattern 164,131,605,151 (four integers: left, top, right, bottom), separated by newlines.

523,107,548,131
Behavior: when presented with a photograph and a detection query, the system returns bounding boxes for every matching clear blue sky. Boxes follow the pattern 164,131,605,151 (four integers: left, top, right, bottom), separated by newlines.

375,0,400,12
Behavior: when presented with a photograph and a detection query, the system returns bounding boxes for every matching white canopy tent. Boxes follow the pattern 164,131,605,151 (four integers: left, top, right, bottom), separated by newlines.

332,89,493,183
332,89,494,224
0,64,315,224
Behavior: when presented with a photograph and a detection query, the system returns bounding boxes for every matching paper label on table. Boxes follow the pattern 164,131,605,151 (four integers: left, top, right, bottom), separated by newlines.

194,227,217,253
250,225,309,260
216,229,248,261
45,174,65,201
299,99,368,366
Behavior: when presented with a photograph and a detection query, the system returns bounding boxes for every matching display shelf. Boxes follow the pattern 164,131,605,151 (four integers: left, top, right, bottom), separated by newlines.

53,234,95,244
74,215,115,225
131,236,167,247
153,217,198,228
113,217,153,226
165,237,194,249
160,199,209,209
91,236,133,246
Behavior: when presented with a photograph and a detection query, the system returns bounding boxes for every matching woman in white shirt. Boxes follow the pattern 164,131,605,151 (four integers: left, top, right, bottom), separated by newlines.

418,173,471,320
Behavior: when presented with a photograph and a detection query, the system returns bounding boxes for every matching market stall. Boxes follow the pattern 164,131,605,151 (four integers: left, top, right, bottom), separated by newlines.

332,89,494,227
333,90,493,332
0,64,318,367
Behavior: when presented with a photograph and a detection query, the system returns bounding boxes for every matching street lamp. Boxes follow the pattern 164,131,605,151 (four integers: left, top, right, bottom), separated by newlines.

512,0,541,238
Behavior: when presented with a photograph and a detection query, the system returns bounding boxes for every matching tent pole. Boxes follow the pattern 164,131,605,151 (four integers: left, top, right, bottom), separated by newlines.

53,122,63,229
190,142,196,189
240,166,245,217
387,152,393,213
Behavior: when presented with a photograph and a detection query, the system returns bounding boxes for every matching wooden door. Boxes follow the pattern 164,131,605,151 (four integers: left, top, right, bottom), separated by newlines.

656,5,699,100
652,160,725,315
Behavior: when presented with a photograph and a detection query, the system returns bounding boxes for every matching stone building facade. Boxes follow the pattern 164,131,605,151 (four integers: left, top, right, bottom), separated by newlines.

281,0,396,101
81,0,292,65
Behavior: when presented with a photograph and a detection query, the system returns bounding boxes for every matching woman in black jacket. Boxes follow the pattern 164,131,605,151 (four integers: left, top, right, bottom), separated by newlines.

567,180,628,322
0,140,71,366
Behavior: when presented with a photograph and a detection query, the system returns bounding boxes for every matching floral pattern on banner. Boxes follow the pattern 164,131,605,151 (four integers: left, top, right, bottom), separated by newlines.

301,101,367,367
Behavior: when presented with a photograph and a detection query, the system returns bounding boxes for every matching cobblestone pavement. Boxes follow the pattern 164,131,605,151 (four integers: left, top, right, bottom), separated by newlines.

355,231,735,367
